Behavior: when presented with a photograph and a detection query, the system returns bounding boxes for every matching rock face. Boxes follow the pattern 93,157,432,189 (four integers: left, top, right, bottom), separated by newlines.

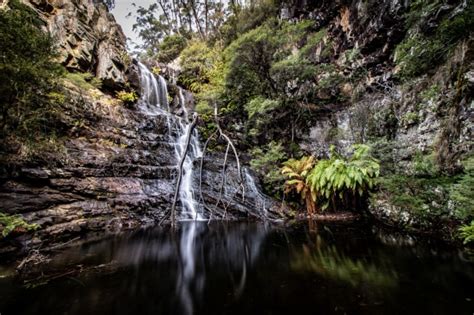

284,0,472,158
23,0,132,89
282,0,473,229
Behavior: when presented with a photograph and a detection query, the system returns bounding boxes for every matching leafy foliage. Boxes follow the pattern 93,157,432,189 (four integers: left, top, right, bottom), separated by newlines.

250,141,287,196
0,212,39,238
220,0,280,45
178,41,223,93
0,0,64,140
300,28,327,58
459,221,474,245
156,34,187,63
65,72,102,90
224,22,281,106
245,97,281,119
116,90,138,105
395,0,474,80
244,97,282,141
450,157,474,220
375,154,473,231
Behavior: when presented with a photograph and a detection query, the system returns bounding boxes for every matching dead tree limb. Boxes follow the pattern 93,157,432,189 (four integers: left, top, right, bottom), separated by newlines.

215,143,230,212
170,114,198,227
198,130,218,216
196,105,246,221
214,105,243,184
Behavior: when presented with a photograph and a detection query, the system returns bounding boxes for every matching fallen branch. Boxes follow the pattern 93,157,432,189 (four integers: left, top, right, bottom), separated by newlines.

170,113,198,227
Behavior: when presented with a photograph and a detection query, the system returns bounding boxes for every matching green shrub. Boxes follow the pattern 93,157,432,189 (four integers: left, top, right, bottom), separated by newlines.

224,22,282,105
65,72,102,90
412,151,437,177
377,154,472,224
420,84,440,101
219,0,279,45
395,1,473,80
270,55,317,91
450,157,474,220
459,221,474,245
0,212,39,237
116,90,138,105
178,40,223,93
178,40,227,138
400,112,420,127
156,34,187,63
300,28,327,58
245,97,281,119
404,0,443,29
250,141,287,196
0,0,64,139
377,173,459,224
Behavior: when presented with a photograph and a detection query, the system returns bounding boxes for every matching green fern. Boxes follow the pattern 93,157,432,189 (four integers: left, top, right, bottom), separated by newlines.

459,221,474,245
0,212,39,238
306,144,380,211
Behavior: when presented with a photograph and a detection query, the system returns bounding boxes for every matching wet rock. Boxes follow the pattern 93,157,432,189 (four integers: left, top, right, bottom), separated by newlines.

200,153,284,221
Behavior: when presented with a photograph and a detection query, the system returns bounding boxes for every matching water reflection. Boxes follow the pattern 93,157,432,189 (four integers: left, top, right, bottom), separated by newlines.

292,245,398,288
0,221,473,315
52,222,269,315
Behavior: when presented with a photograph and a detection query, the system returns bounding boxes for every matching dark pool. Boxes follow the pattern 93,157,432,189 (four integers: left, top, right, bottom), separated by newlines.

0,221,473,315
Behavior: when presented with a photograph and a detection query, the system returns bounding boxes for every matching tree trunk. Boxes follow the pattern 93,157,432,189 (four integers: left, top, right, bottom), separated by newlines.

158,0,173,35
204,0,209,36
190,0,206,39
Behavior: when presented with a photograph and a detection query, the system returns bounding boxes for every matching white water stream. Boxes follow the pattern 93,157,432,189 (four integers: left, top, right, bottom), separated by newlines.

138,63,203,221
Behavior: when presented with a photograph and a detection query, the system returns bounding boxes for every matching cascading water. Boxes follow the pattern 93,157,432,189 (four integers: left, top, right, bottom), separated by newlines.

244,168,268,217
137,64,271,315
138,63,203,221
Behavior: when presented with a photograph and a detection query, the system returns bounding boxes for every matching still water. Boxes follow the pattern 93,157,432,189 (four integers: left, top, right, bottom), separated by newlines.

0,221,473,315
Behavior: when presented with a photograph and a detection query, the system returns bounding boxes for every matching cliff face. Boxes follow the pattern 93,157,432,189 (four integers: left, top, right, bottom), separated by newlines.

281,0,473,229
282,0,472,156
24,0,133,89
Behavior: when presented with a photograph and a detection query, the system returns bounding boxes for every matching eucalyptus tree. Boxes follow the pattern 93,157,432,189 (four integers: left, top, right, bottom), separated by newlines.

130,0,231,56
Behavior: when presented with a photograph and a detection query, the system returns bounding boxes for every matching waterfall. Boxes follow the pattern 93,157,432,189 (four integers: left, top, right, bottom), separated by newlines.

138,63,203,221
135,64,273,315
244,168,268,217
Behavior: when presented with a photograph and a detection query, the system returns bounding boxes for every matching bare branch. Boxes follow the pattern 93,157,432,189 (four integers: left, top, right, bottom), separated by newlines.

198,130,218,218
216,143,230,217
170,113,198,227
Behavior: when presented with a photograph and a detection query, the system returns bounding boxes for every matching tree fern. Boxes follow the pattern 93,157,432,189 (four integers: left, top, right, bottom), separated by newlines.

281,156,316,215
282,145,379,214
305,145,379,211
